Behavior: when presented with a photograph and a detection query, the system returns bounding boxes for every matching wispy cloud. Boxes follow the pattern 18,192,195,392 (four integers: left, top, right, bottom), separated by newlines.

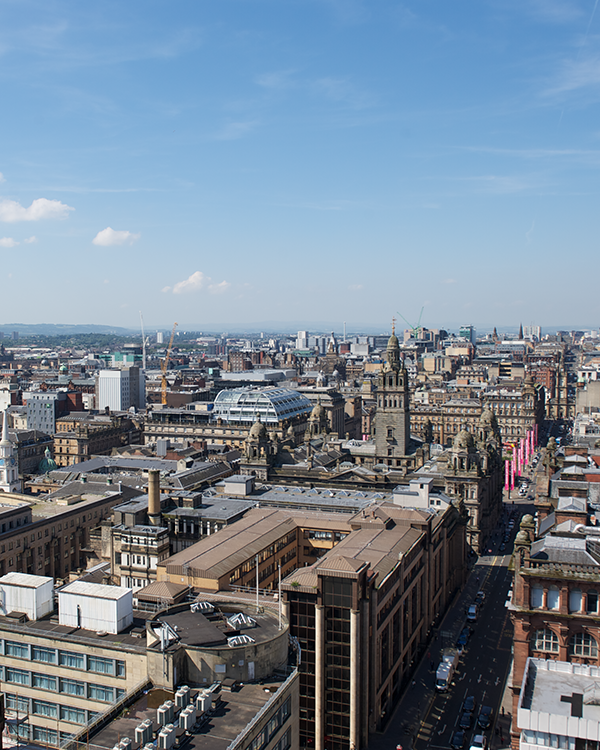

214,120,258,141
546,56,600,96
312,77,375,109
0,173,5,183
525,0,585,24
0,198,74,222
163,271,231,295
0,235,36,247
92,227,140,246
255,69,297,90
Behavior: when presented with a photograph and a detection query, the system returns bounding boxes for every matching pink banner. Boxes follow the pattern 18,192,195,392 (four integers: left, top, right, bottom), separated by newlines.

505,459,510,490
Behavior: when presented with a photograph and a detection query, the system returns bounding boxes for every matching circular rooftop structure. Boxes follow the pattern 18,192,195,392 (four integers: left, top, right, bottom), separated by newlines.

212,386,313,424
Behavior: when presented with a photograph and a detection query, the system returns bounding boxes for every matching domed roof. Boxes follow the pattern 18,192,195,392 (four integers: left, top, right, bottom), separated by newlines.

310,402,325,421
480,408,495,425
38,447,58,474
59,364,68,373
521,514,534,526
515,530,529,544
387,332,399,350
249,419,268,439
453,429,474,450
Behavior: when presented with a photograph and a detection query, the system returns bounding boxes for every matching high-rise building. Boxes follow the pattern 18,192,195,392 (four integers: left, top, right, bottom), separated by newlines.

96,367,145,412
459,325,476,343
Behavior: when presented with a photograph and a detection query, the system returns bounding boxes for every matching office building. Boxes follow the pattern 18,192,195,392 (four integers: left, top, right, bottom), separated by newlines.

96,367,145,412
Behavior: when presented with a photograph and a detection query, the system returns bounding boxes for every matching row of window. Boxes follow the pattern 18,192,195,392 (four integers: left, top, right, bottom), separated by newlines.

1,642,126,676
531,629,598,658
530,586,599,614
5,693,97,725
1,667,124,702
244,698,291,750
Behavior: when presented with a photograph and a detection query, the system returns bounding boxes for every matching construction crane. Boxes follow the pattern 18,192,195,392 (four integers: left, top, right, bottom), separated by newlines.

396,306,424,338
161,322,178,405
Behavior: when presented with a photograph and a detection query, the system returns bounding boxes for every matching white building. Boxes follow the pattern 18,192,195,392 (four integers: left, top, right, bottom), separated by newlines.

518,658,600,750
96,367,145,412
0,409,20,492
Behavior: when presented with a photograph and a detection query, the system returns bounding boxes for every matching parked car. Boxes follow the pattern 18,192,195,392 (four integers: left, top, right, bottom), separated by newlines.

459,712,473,730
462,695,476,714
457,626,472,650
467,603,479,622
478,705,493,729
451,730,466,749
469,734,487,750
475,591,485,605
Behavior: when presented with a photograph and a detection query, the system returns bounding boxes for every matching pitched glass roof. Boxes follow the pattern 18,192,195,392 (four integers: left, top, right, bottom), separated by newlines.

212,386,313,424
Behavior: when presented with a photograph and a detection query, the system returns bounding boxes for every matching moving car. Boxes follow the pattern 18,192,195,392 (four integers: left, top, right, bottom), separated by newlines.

456,626,472,650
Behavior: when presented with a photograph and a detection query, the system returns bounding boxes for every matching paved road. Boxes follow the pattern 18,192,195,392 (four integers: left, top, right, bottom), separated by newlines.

369,501,534,750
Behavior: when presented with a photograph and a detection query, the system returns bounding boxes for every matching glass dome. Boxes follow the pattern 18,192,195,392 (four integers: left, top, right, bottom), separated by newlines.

212,387,313,424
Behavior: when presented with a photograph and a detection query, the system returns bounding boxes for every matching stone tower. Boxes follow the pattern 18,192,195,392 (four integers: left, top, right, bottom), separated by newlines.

374,326,411,459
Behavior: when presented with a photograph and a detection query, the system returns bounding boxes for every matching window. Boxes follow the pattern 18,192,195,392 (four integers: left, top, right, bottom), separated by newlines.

547,586,560,610
88,684,114,703
32,699,58,718
88,656,115,675
5,694,29,713
5,641,29,659
569,589,582,613
32,673,57,691
569,632,598,658
531,628,559,653
60,706,87,724
587,590,598,614
32,646,57,664
59,650,84,669
530,585,543,609
33,726,57,747
6,667,30,685
116,661,126,678
60,678,85,697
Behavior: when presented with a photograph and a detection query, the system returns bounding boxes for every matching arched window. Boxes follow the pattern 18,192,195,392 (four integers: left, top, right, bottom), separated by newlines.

530,585,543,609
569,633,598,658
587,591,598,614
569,589,582,613
547,586,560,610
531,628,559,653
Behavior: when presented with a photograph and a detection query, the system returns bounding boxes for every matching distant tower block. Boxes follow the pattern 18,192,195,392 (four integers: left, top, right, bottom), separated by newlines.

148,469,161,525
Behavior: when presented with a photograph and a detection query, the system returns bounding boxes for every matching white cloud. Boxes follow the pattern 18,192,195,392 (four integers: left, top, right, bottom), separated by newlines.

0,237,19,247
0,173,5,183
442,278,457,284
348,284,363,291
23,236,37,243
92,227,141,246
0,197,74,222
165,270,231,295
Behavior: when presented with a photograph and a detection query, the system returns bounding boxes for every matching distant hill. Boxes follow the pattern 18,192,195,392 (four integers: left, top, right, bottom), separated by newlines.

0,323,135,336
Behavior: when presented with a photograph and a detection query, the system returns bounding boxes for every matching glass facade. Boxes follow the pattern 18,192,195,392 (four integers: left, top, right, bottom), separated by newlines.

323,578,352,750
290,592,316,747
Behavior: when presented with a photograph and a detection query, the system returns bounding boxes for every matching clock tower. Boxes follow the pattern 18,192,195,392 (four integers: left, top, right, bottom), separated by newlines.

0,409,20,493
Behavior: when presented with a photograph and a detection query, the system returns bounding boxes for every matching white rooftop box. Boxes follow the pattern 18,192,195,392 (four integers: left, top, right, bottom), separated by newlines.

58,581,133,634
0,572,54,621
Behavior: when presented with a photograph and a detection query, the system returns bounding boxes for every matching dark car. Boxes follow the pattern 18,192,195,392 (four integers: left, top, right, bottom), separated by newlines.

457,626,471,649
478,705,494,729
459,711,472,730
462,695,476,714
475,590,485,605
499,543,506,552
451,730,466,749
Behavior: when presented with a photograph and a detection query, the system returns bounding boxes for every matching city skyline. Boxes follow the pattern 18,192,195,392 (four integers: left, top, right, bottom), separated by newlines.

1,1,600,328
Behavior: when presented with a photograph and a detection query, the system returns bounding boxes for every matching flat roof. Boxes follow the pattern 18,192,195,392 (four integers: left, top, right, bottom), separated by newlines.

89,677,288,750
60,581,132,600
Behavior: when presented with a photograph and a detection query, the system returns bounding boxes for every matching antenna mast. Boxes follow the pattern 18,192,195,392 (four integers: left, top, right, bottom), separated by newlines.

139,311,148,371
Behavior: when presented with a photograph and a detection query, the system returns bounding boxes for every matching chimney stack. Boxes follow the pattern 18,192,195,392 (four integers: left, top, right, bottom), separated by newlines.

148,469,161,525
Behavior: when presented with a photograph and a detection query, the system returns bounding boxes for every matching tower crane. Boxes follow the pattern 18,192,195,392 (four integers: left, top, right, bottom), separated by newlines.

396,306,424,338
161,322,178,406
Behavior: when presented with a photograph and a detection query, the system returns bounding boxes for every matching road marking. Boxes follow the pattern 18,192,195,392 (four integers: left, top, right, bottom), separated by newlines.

477,674,482,683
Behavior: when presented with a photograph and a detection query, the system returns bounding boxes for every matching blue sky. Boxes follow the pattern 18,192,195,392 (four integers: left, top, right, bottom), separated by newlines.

1,0,599,333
